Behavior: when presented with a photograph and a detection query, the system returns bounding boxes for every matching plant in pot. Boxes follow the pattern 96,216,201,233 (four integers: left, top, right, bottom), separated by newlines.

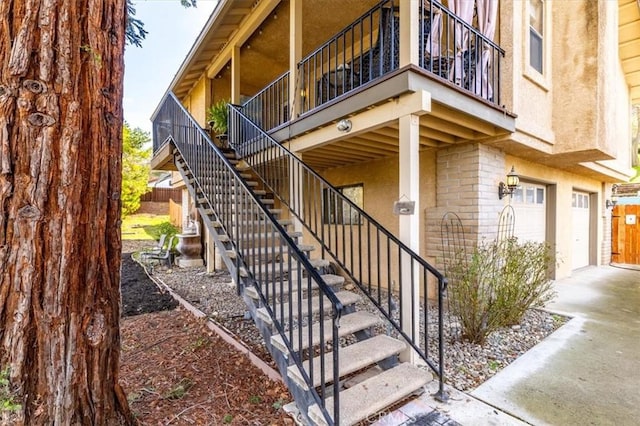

206,99,229,146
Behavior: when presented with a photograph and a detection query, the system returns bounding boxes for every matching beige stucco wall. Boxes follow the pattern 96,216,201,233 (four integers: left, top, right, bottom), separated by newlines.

308,152,437,292
550,0,601,157
597,3,634,178
500,0,555,149
499,0,631,174
188,77,208,127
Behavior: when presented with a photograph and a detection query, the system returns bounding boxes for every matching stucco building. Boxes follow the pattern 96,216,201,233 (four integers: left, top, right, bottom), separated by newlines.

150,1,639,423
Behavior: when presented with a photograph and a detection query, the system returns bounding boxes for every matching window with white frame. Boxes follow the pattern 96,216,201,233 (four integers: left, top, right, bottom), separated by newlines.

322,184,363,225
529,0,544,74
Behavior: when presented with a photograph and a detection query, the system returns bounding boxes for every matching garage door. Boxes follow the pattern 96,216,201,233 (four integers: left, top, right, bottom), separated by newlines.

513,183,546,243
572,191,591,269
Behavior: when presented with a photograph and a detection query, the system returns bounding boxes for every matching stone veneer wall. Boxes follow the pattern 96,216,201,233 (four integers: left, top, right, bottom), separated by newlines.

601,183,614,265
425,143,506,270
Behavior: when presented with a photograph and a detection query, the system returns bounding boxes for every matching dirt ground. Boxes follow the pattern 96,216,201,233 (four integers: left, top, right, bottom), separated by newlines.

119,253,292,425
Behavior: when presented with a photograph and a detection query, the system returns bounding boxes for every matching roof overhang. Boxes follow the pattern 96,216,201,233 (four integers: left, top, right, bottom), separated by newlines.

620,0,640,103
151,0,257,120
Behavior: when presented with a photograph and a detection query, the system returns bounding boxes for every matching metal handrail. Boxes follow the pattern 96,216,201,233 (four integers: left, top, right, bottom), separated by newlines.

153,93,344,424
241,71,290,132
420,0,505,104
229,105,448,400
295,0,505,113
298,0,398,113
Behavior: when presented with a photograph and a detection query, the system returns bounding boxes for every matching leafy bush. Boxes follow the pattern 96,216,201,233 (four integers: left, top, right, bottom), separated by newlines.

0,367,21,413
206,99,229,135
447,238,555,344
143,221,179,248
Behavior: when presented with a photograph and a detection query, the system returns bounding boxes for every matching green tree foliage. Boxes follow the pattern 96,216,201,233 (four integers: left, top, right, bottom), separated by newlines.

126,0,197,47
122,123,151,216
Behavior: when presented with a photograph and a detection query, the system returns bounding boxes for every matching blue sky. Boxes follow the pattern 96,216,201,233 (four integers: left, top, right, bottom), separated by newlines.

124,0,218,134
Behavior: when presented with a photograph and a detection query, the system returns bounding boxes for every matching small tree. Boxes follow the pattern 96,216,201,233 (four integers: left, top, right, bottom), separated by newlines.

122,123,151,216
447,238,555,344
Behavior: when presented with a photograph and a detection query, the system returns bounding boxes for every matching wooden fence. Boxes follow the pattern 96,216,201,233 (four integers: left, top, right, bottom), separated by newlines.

141,187,182,203
169,199,183,227
612,204,640,265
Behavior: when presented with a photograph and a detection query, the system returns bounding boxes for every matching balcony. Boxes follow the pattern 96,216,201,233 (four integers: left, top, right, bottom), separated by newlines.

241,0,512,143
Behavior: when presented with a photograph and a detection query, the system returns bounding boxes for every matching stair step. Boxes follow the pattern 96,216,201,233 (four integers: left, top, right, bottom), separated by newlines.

308,362,432,426
245,274,344,300
239,231,302,242
271,311,382,353
223,152,236,159
203,208,283,219
196,172,252,180
211,189,268,197
256,291,361,325
226,244,315,259
288,335,406,390
240,258,329,277
232,218,293,227
230,208,282,216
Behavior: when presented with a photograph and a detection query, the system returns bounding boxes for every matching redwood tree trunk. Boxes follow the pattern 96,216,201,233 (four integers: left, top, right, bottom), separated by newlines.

0,0,133,424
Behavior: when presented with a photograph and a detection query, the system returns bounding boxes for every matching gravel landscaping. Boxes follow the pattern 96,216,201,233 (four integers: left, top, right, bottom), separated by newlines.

150,261,569,393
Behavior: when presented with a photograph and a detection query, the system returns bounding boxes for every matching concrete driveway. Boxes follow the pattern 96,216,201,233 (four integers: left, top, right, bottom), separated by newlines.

471,265,640,426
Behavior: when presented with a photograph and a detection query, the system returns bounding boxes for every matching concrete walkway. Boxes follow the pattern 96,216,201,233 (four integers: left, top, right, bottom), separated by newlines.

472,265,640,426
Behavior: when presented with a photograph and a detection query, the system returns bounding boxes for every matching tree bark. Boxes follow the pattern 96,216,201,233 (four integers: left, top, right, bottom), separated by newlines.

0,0,133,423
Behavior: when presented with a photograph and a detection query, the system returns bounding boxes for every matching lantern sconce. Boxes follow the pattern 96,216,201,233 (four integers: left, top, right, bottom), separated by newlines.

606,184,619,208
498,166,520,200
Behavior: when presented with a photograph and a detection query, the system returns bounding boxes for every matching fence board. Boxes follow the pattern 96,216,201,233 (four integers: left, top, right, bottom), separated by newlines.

612,204,640,265
141,187,181,203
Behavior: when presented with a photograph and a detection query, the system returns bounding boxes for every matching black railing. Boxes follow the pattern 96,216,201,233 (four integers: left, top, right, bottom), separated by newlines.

152,93,344,424
298,0,399,113
229,105,448,399
242,71,290,132
296,0,504,113
419,0,504,104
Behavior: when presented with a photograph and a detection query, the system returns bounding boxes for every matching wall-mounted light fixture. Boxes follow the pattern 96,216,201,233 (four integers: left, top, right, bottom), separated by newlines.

606,184,619,208
498,166,520,199
336,119,352,132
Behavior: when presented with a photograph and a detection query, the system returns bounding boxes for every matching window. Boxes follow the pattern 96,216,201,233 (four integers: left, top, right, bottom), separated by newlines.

323,184,363,225
514,183,546,206
529,0,544,73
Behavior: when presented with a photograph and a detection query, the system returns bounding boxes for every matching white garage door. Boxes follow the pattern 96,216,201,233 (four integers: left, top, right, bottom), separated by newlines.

572,191,591,269
513,183,546,243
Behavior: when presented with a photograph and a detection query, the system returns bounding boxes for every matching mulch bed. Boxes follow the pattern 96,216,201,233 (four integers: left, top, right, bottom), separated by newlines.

119,254,292,425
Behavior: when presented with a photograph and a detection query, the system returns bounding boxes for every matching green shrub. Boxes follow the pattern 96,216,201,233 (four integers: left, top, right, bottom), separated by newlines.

0,368,21,413
143,221,179,248
206,99,229,135
447,238,555,344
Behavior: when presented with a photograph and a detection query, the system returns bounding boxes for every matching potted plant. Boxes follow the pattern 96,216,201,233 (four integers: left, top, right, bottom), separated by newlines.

206,99,229,145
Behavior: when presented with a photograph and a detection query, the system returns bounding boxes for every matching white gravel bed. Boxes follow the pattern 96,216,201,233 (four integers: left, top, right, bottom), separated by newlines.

145,261,568,393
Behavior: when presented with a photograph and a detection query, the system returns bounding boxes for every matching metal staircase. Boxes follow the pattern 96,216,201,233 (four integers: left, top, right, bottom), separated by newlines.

153,93,445,425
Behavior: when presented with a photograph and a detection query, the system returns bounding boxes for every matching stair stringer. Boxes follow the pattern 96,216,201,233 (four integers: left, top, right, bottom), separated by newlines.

170,141,335,425
171,143,240,281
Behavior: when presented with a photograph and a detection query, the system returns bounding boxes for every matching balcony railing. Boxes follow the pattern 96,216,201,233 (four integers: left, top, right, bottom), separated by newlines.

420,0,504,104
241,71,290,131
298,0,399,114
242,0,505,131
